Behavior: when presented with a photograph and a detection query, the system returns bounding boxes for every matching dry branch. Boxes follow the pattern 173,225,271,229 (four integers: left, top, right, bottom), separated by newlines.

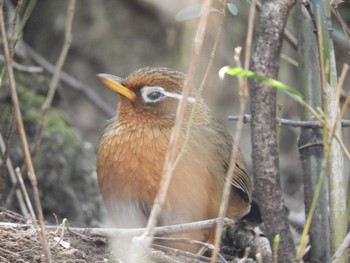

211,47,249,263
9,0,23,56
0,218,234,238
142,0,214,256
229,114,350,128
0,54,42,72
331,231,350,263
24,43,114,117
0,1,51,261
32,0,76,154
0,217,272,262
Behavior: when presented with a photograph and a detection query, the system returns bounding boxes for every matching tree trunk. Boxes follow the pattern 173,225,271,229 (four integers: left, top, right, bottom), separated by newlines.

250,0,296,262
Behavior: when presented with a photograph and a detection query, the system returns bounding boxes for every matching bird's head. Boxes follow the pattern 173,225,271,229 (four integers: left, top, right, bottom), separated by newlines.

98,67,204,124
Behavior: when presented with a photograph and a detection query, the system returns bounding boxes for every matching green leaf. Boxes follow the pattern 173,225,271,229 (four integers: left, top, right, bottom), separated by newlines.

175,4,219,22
220,66,303,103
227,3,238,16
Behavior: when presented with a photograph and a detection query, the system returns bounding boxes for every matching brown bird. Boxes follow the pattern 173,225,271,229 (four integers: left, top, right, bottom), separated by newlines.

97,67,253,252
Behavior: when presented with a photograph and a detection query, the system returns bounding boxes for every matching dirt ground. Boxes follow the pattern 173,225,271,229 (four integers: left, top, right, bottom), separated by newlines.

0,209,110,263
0,208,265,263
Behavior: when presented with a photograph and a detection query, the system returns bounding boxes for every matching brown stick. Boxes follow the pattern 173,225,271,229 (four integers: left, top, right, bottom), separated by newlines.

0,217,234,238
211,47,249,263
0,1,51,262
24,43,114,117
228,114,350,128
32,0,76,155
15,168,37,222
9,0,23,56
142,0,214,252
244,0,257,71
0,134,28,216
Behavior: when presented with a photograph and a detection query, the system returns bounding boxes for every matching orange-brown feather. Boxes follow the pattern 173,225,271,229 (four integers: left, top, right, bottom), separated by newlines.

96,67,252,252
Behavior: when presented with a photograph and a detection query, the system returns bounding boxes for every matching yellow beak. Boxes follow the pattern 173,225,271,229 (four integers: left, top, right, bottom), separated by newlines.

97,73,136,100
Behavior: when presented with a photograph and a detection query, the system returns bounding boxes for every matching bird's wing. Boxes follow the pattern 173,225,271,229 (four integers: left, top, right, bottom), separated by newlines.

210,120,253,203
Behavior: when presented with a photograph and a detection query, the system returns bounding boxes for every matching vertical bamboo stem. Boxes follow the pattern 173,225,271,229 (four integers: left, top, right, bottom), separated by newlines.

295,2,330,261
312,1,347,261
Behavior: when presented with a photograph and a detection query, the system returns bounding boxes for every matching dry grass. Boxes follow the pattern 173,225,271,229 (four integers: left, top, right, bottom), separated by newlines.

0,209,109,263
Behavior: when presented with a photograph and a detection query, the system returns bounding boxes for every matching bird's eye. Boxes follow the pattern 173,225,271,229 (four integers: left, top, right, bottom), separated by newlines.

141,86,165,104
147,91,162,101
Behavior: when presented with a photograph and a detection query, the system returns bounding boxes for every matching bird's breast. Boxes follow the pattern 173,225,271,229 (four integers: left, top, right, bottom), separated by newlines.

97,123,170,205
97,121,228,228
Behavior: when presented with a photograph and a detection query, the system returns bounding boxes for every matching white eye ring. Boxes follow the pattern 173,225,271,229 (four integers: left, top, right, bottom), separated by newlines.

141,86,166,104
140,85,196,105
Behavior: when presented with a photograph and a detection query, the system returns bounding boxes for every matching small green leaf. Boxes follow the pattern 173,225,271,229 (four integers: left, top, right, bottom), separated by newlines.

175,5,219,22
219,66,303,103
227,3,238,16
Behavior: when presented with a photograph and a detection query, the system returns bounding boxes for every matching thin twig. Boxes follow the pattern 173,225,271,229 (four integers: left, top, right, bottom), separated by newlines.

244,0,257,71
32,0,76,155
239,247,250,263
0,54,43,72
0,1,51,262
174,0,227,171
16,0,37,41
154,237,228,263
24,43,114,117
330,64,349,140
150,249,183,263
152,244,213,263
331,231,350,263
154,237,214,250
52,218,68,248
9,0,23,56
280,53,299,67
0,133,28,216
0,217,234,237
337,64,349,103
211,47,248,263
228,114,350,127
332,6,350,49
14,168,36,221
0,112,16,195
321,92,350,166
141,0,214,253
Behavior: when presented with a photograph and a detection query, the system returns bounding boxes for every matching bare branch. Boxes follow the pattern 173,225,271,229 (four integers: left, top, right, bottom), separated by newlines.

32,0,76,154
14,168,36,222
142,0,214,254
0,133,28,216
24,43,114,117
0,54,42,72
0,218,234,238
244,0,257,70
331,231,350,263
229,114,350,128
9,0,23,56
0,1,51,261
211,47,249,263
